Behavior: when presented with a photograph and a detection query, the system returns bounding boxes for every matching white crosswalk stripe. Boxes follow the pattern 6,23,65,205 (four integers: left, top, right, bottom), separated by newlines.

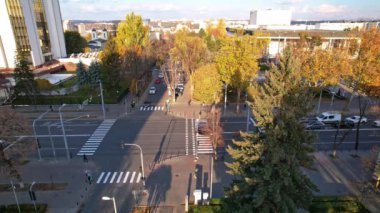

195,119,214,155
139,105,165,111
77,119,116,156
95,171,142,184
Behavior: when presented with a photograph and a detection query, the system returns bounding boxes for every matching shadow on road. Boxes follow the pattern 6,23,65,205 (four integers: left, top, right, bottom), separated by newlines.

146,164,172,207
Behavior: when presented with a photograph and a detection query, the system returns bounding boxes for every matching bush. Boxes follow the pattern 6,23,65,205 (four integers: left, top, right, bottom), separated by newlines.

189,205,221,213
0,204,47,213
309,196,370,213
36,79,53,91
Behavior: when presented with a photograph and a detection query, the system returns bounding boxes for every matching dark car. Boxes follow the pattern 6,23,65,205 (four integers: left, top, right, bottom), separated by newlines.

305,121,326,130
155,79,161,84
333,120,355,129
198,120,209,135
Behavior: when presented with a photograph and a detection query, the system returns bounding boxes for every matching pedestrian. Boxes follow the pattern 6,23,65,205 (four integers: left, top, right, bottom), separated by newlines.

50,105,53,111
188,99,191,106
83,154,88,163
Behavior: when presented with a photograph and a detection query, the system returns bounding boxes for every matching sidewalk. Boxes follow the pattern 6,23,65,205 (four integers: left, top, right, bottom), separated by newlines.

0,158,98,213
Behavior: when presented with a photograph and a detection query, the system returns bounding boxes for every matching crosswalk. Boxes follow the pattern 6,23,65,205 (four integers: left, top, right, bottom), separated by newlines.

77,119,116,156
197,133,214,154
96,171,142,184
139,105,165,111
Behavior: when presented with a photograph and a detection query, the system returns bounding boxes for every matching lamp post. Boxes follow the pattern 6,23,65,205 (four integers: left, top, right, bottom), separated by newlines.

58,104,70,160
33,109,50,161
29,181,37,212
102,196,117,213
49,114,89,161
224,84,227,115
98,81,106,120
246,101,250,132
122,143,146,186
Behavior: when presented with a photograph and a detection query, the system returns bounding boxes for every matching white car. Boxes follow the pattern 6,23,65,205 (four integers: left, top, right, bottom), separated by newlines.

345,116,367,124
373,120,380,127
158,73,164,79
149,86,156,94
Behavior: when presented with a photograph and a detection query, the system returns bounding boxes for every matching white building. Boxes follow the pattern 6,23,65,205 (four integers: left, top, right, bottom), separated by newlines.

249,9,291,26
63,19,76,32
315,22,365,31
0,0,66,69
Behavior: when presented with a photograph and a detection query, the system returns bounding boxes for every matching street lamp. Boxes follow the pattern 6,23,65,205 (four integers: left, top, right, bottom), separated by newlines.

224,84,227,115
29,181,37,212
102,196,117,213
33,109,50,160
122,143,146,186
58,104,70,160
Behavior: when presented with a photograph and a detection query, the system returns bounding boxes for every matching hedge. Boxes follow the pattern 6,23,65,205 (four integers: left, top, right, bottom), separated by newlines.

0,204,47,213
309,196,370,213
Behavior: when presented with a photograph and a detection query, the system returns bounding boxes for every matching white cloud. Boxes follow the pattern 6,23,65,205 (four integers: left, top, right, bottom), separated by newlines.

315,4,347,14
277,0,304,5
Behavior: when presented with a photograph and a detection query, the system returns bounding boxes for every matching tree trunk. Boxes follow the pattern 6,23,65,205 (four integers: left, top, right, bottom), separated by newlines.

316,89,323,114
236,89,241,114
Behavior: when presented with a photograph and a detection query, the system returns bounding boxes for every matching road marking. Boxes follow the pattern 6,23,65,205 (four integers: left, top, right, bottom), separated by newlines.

103,172,111,183
109,172,117,183
140,106,143,111
96,172,105,184
315,141,380,145
123,172,130,183
192,118,196,155
130,172,136,183
185,116,188,156
116,172,124,183
136,173,141,183
77,119,116,156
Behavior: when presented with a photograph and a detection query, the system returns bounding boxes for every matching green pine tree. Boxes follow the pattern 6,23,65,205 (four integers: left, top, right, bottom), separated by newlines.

76,61,88,86
13,50,38,105
100,38,121,91
224,48,318,213
88,61,101,87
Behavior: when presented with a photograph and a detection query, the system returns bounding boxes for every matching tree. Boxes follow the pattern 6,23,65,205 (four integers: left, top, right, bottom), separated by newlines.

115,12,149,54
13,51,38,105
88,61,101,87
215,35,267,113
298,48,351,113
170,29,208,97
347,29,380,151
64,31,87,55
0,107,33,182
224,48,318,212
76,61,88,86
192,64,222,104
100,38,122,91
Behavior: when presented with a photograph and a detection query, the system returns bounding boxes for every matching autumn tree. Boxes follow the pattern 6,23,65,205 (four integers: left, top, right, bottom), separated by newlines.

115,12,149,54
0,107,33,183
170,29,208,96
346,29,380,151
64,31,87,54
205,19,227,52
224,48,318,212
99,38,122,91
192,64,222,104
215,35,267,113
298,48,351,113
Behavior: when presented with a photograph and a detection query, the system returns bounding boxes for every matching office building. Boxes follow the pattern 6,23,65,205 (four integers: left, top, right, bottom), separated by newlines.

0,0,66,69
249,9,291,26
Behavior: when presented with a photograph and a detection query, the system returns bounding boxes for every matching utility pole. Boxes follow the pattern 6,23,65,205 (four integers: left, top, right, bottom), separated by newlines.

58,104,70,160
99,81,106,120
33,109,50,160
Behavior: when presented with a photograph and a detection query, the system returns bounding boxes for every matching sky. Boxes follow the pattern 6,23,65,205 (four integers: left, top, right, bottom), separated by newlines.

59,0,380,21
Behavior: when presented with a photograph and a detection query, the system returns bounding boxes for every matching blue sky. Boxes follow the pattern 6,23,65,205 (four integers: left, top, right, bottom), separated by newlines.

59,0,380,21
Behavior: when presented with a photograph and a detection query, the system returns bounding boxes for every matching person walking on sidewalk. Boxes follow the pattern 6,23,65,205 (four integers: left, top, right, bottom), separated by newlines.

188,99,191,106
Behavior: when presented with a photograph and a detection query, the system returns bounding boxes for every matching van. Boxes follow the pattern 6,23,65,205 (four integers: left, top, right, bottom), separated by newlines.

316,112,341,124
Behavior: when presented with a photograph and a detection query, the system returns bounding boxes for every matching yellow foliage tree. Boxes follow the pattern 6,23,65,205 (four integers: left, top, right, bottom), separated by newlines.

192,64,222,104
215,35,267,113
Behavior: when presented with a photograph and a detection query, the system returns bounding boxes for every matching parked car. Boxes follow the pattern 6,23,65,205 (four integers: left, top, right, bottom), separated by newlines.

345,116,367,124
305,121,326,130
149,86,156,94
155,78,161,84
158,73,164,79
373,120,380,127
333,120,355,129
316,112,341,124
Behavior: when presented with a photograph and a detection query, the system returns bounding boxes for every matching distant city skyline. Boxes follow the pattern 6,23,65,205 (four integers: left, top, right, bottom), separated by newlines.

59,0,380,21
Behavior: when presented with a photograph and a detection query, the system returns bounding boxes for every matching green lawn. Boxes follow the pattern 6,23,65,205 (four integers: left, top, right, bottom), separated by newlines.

0,204,47,213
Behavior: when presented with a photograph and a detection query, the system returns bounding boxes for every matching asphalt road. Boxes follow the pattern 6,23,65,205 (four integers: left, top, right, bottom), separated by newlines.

79,72,191,212
220,117,380,151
